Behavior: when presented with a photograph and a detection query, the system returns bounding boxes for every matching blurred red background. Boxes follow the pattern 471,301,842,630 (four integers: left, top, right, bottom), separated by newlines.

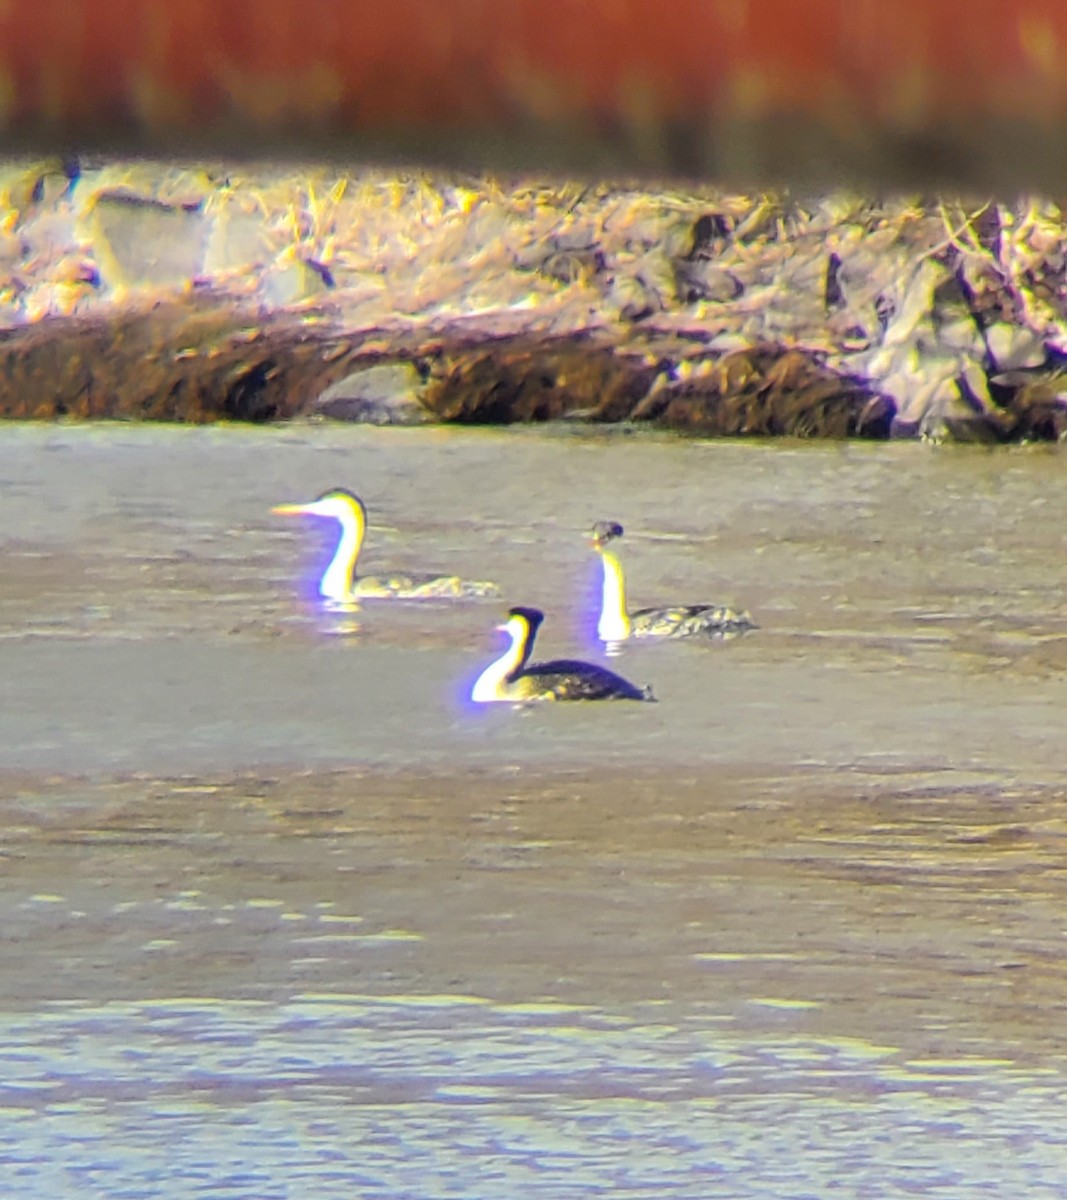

2,0,1066,186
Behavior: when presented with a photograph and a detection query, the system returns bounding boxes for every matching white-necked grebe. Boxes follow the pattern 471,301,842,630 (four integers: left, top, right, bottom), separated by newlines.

273,488,499,603
472,606,654,703
591,520,756,641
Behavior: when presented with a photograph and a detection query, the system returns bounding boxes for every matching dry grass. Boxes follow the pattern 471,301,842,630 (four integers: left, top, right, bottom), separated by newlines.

0,159,1066,437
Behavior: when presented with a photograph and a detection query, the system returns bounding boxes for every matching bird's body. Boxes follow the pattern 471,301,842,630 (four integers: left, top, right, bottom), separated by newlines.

472,607,653,703
501,657,651,702
347,571,496,600
591,520,755,642
628,602,754,639
272,488,498,604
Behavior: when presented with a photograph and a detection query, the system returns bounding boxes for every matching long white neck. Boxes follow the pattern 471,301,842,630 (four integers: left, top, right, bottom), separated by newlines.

320,508,365,602
597,550,632,641
472,621,527,702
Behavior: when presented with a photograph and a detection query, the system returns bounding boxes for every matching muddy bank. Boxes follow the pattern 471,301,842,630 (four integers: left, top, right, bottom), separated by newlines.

0,299,893,437
2,161,1067,439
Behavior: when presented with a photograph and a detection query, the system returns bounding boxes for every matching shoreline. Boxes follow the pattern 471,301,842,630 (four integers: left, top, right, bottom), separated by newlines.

1,160,1066,441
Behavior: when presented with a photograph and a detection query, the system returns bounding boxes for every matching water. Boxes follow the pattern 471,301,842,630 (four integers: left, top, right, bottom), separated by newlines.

4,997,1067,1198
2,423,1067,1196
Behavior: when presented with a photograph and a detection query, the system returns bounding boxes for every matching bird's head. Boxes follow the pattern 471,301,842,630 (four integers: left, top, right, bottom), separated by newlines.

272,488,367,527
589,520,624,551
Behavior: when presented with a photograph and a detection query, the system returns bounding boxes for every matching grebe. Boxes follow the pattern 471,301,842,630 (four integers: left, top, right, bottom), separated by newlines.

272,488,499,603
591,520,756,641
472,606,654,703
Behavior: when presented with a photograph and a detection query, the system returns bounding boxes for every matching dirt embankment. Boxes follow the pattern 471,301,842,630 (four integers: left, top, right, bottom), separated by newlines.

2,159,1065,440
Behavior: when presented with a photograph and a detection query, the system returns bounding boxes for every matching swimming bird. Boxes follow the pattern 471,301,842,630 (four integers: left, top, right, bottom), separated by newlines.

472,606,654,703
272,488,499,603
590,520,756,641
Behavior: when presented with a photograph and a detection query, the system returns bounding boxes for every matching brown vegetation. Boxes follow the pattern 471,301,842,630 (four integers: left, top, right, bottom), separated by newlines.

0,161,1066,438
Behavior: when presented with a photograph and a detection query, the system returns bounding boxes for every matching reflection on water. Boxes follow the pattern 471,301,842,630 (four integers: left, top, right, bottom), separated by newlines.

3,994,1067,1199
2,763,1067,1197
2,424,1067,1194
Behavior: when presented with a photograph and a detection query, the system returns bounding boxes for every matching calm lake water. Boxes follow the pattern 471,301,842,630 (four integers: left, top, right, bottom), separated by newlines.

2,423,1067,1197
